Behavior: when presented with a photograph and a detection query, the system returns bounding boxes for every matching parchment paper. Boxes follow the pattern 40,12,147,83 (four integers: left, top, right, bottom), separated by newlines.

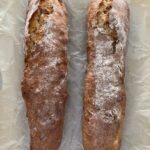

0,0,150,150
0,0,29,150
122,1,150,150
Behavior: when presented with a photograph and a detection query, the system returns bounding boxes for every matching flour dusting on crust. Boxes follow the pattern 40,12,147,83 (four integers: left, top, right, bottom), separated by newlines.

22,0,68,149
83,0,129,149
92,0,129,124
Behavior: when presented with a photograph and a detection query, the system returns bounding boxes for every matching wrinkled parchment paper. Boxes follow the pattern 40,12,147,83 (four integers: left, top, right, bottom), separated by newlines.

0,0,150,150
0,0,29,150
122,0,150,150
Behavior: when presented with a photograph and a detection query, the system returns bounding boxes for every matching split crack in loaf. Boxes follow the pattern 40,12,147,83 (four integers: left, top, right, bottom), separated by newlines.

97,0,118,53
21,0,68,150
83,0,129,150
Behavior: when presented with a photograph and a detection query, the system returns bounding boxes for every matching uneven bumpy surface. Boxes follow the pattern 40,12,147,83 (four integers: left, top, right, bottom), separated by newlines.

21,0,68,149
83,0,129,150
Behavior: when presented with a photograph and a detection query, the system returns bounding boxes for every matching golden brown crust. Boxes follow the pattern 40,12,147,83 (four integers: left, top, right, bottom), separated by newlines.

83,0,129,150
21,0,68,150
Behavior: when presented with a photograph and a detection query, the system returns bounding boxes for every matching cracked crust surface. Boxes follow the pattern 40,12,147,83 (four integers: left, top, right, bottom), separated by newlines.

21,0,68,149
83,0,129,150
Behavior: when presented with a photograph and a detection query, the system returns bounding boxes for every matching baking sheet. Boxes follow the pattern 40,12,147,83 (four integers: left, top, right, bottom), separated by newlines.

0,0,150,150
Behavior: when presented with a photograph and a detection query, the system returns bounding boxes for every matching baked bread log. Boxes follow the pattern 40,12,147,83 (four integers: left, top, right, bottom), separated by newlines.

83,0,129,150
21,0,68,150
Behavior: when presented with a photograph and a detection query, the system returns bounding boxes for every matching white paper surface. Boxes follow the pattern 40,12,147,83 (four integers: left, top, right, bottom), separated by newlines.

0,0,29,150
59,0,90,149
122,1,150,150
0,0,150,150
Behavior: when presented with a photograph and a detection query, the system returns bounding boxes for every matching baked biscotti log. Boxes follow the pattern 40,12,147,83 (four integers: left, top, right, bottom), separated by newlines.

21,0,68,149
83,0,129,150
